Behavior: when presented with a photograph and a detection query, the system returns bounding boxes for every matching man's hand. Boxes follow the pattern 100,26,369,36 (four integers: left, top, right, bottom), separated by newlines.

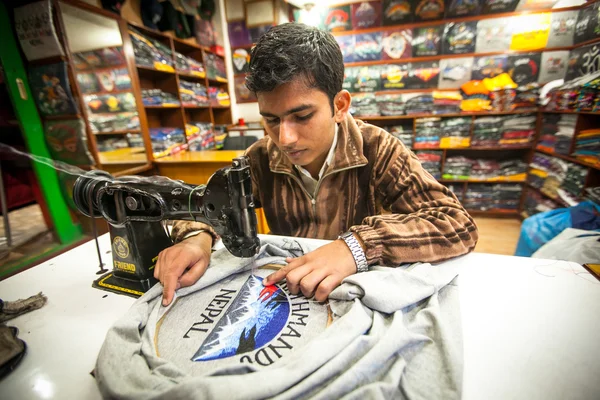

262,240,357,302
154,232,212,306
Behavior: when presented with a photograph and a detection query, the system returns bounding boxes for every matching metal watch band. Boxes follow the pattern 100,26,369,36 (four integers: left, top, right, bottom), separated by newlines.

339,231,369,273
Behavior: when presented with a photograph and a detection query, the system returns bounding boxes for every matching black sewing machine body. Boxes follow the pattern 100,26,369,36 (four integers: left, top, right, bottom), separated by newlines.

72,157,260,297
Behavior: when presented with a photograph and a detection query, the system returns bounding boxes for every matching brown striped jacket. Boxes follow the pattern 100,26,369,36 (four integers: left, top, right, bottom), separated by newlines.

172,114,478,266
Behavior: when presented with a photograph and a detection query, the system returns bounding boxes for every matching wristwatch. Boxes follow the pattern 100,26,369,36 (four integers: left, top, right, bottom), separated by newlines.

338,231,369,273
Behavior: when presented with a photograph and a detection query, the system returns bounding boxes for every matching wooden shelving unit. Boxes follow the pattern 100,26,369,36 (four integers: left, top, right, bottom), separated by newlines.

522,110,600,217
127,22,232,157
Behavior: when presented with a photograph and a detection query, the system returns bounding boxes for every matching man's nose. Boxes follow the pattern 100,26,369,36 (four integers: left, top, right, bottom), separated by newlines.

278,120,298,147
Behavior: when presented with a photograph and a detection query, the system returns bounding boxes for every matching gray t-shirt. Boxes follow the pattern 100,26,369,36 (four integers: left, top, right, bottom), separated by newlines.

96,237,463,399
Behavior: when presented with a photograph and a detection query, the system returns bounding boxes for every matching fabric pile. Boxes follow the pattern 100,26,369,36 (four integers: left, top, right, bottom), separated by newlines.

387,124,413,148
415,150,442,179
572,129,600,167
414,118,441,149
537,114,576,155
500,114,536,147
544,71,600,112
440,118,471,148
443,157,527,181
585,186,600,204
522,189,558,218
350,93,379,117
94,238,464,400
562,163,588,197
405,95,434,115
471,117,503,147
462,184,522,213
472,115,535,148
432,91,462,114
377,95,405,116
528,152,587,205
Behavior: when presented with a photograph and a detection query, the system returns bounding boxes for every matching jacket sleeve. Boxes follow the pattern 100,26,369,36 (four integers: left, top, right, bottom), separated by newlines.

349,133,478,266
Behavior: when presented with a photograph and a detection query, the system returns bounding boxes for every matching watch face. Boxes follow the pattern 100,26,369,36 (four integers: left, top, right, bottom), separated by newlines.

443,22,477,55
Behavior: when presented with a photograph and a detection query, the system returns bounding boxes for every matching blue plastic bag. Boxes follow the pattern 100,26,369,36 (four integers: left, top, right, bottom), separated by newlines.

515,201,600,257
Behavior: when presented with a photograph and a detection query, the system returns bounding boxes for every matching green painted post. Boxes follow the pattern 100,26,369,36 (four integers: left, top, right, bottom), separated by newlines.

0,2,82,244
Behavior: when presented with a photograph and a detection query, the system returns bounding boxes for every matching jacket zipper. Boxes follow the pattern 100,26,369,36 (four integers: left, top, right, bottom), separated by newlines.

274,163,367,215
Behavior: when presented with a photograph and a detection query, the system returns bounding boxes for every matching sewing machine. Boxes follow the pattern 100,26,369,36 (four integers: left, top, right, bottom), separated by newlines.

72,156,260,297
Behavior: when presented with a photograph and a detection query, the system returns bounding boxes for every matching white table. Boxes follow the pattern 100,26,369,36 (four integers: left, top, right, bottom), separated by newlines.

1,234,599,400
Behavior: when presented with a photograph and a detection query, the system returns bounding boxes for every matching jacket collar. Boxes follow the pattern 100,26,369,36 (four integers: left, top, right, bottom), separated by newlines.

267,113,368,175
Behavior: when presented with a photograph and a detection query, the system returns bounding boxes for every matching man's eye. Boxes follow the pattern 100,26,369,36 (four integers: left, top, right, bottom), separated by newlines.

266,118,279,125
296,113,313,121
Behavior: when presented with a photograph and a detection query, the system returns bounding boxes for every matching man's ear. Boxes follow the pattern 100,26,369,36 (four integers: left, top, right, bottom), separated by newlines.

333,90,351,123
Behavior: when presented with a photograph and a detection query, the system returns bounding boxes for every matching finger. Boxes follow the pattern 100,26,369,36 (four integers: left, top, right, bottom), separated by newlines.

314,275,341,303
298,268,329,298
263,256,305,286
154,250,165,280
285,264,313,295
162,270,180,306
179,257,209,287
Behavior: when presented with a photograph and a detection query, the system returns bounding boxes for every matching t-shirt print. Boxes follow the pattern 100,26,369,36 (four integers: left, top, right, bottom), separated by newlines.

155,265,331,375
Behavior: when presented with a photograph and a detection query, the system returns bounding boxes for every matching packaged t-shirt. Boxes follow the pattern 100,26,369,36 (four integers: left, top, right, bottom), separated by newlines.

382,0,413,25
547,10,578,48
354,33,383,62
476,18,512,53
381,64,410,90
405,61,440,89
439,57,474,89
443,22,477,55
412,26,442,57
413,0,445,22
508,53,541,86
324,6,352,32
353,66,381,92
480,0,520,14
336,35,356,63
574,3,596,44
445,0,482,17
538,51,569,84
351,1,382,29
472,55,509,80
382,29,412,60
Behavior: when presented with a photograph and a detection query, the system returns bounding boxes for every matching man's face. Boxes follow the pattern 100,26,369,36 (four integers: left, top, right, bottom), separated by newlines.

258,78,337,175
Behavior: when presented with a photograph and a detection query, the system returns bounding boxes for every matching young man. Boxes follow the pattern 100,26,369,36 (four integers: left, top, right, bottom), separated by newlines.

154,23,478,306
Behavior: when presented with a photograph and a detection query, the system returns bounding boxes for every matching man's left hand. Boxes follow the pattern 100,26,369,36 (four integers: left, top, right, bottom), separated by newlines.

262,240,357,302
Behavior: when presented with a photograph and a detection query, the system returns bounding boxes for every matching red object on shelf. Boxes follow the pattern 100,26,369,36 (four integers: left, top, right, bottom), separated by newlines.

211,45,225,57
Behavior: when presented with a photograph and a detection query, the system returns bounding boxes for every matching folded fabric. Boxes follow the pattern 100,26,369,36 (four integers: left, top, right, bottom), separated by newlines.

96,238,463,400
0,292,47,323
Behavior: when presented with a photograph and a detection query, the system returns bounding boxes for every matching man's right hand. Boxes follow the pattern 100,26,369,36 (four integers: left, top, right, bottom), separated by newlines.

154,232,213,306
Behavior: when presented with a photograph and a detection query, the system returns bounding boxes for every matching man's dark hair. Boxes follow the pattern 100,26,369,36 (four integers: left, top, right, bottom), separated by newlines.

245,23,344,110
